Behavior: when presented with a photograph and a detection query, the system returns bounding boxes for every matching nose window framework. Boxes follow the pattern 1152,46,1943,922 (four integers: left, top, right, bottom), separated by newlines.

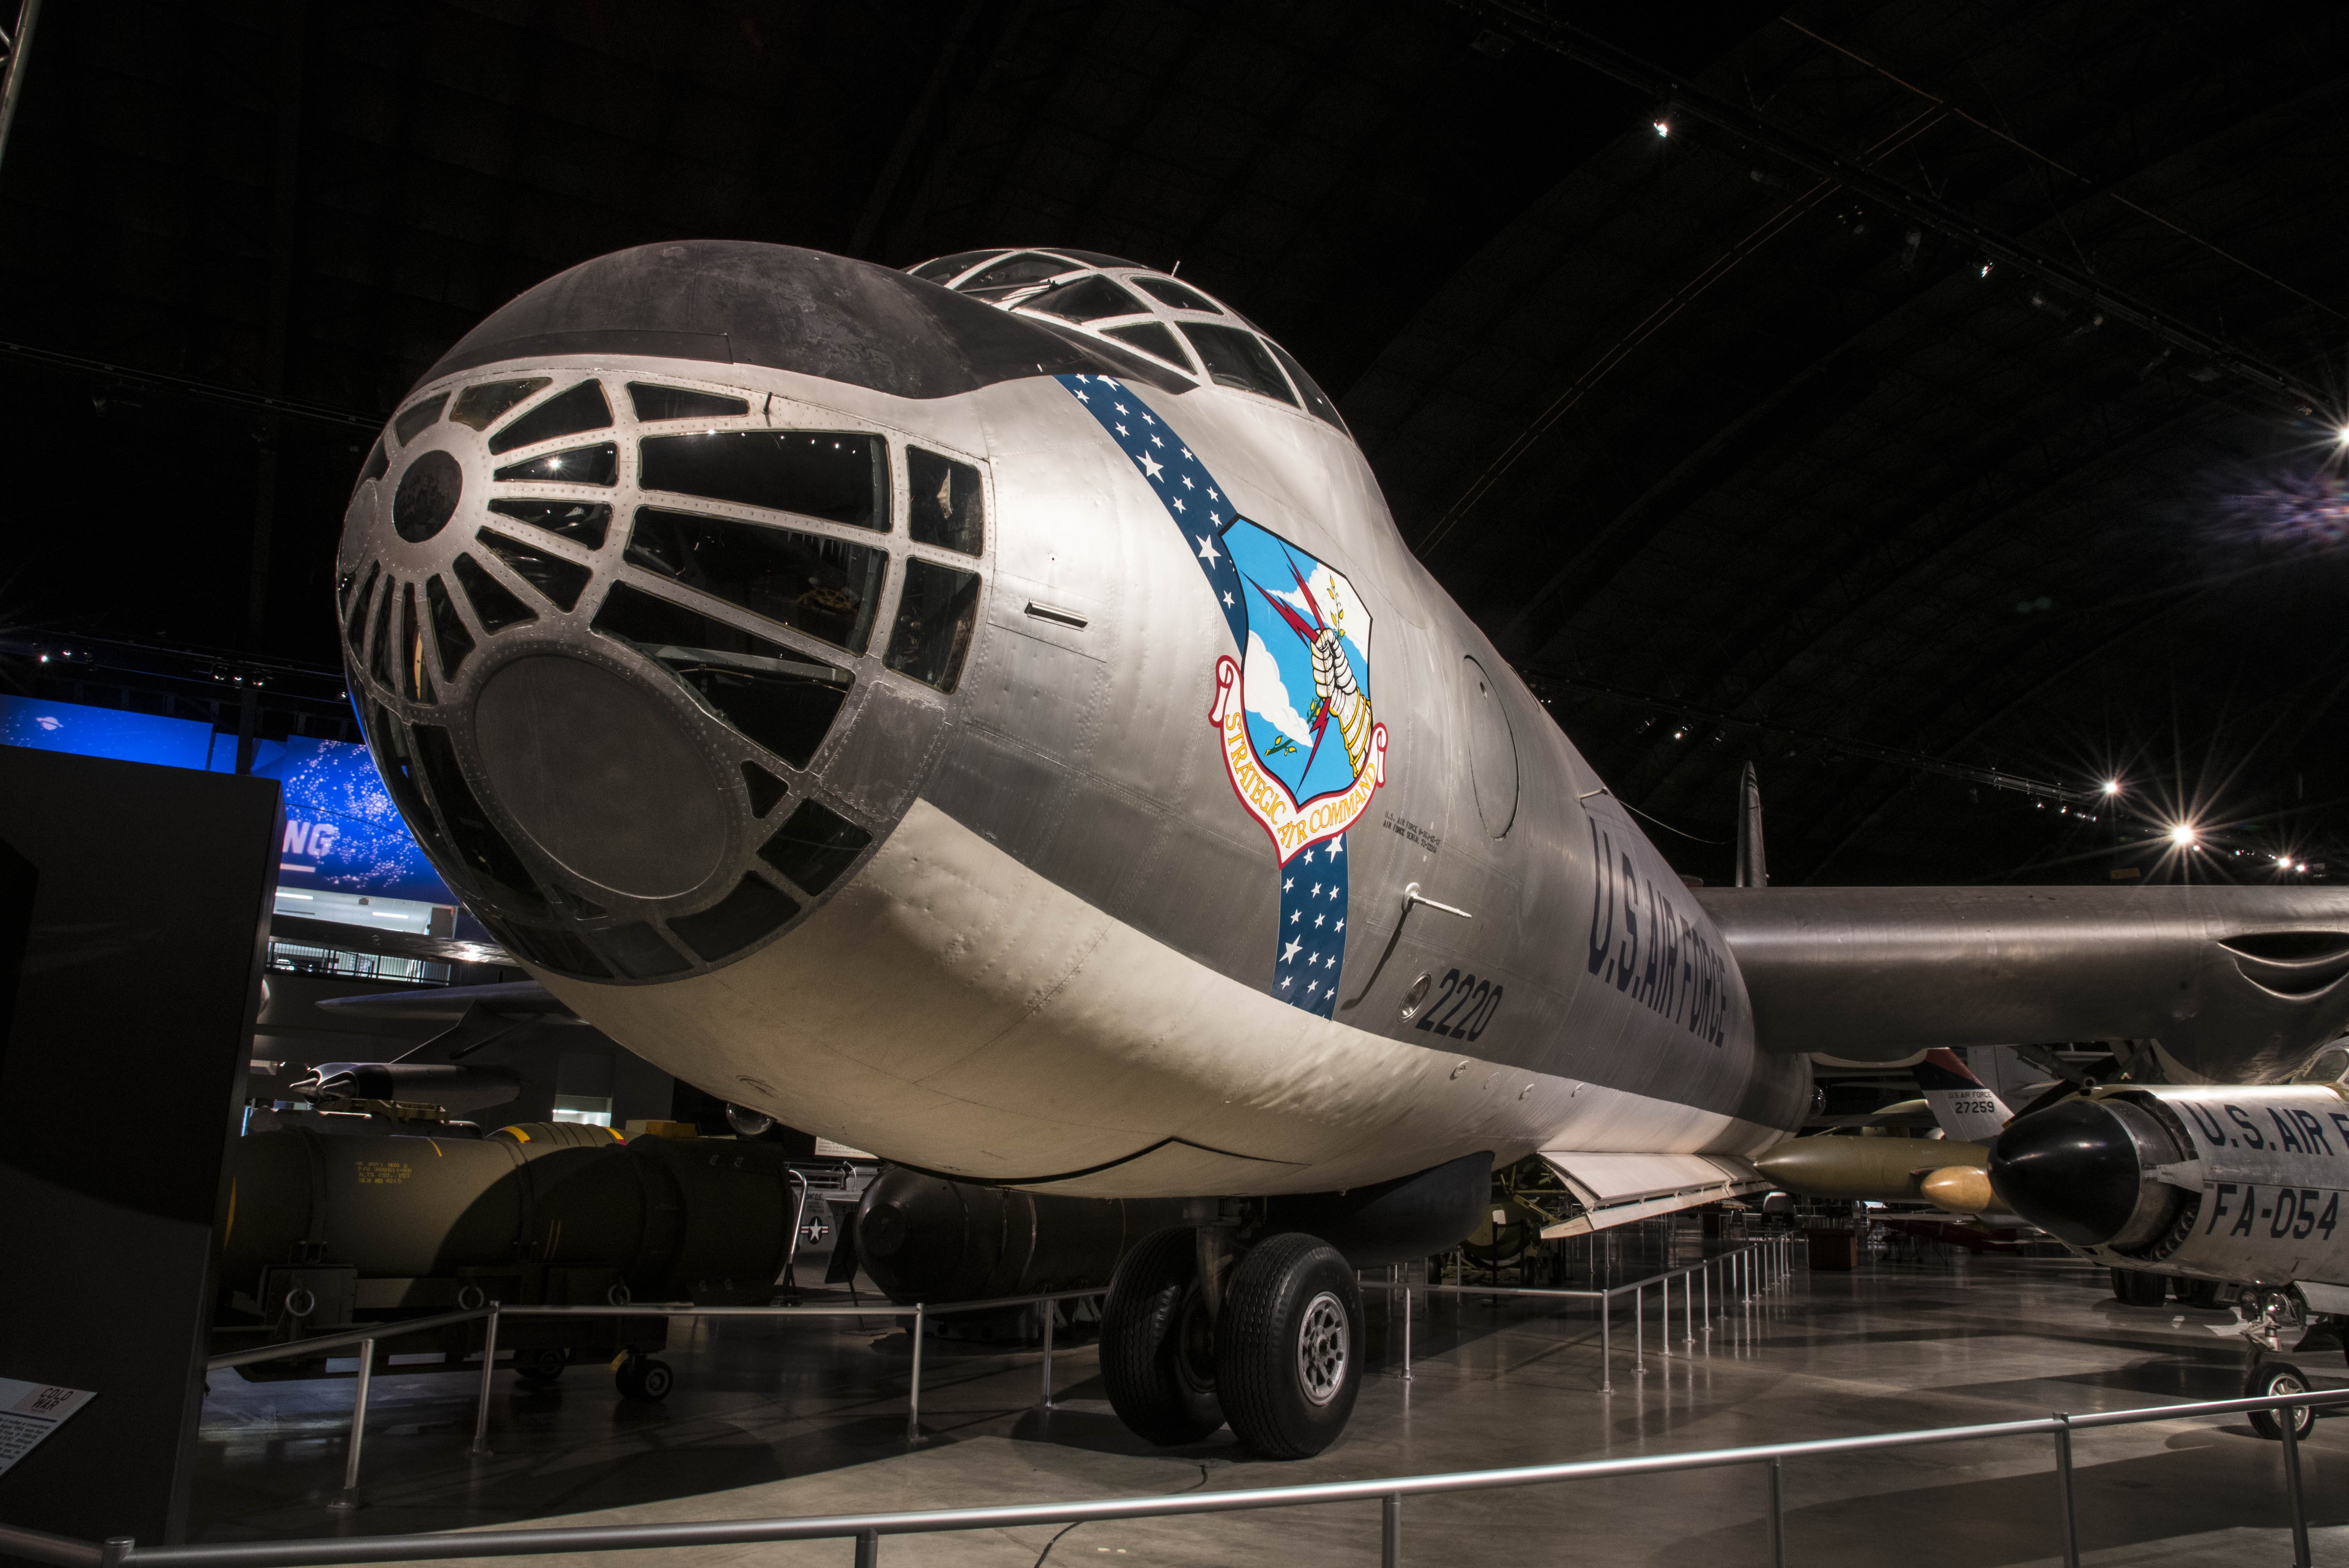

640,429,889,532
624,506,888,655
906,447,984,556
885,557,981,693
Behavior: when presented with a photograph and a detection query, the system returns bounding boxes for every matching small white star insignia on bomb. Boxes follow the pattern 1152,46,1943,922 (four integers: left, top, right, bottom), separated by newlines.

1139,452,1164,479
1195,533,1220,563
1281,937,1302,963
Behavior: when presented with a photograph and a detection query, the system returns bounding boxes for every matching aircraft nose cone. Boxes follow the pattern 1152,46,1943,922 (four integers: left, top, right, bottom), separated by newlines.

472,654,728,899
392,449,462,541
1987,1099,2142,1245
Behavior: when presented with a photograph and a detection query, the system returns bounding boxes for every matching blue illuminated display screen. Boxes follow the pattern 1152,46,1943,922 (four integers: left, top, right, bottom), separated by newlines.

0,694,455,907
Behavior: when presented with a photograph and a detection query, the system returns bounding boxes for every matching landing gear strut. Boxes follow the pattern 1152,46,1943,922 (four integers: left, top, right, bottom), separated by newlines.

1099,1222,1364,1459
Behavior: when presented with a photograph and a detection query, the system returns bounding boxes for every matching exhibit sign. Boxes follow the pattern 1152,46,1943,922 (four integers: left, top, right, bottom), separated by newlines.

0,695,454,907
0,1378,94,1477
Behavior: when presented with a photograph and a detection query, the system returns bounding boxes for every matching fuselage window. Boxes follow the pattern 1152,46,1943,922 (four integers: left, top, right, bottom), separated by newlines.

624,506,888,656
488,380,613,455
1019,273,1148,324
1178,323,1299,406
885,558,981,693
393,392,449,446
639,430,889,532
907,447,985,556
1266,341,1346,433
629,383,750,422
1132,275,1224,314
1102,321,1196,374
449,378,552,431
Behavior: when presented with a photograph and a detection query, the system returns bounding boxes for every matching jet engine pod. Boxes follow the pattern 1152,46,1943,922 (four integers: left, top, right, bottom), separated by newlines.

1989,1085,2349,1286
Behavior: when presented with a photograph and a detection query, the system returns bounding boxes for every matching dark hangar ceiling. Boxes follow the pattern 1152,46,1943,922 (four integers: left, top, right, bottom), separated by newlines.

2,0,2344,889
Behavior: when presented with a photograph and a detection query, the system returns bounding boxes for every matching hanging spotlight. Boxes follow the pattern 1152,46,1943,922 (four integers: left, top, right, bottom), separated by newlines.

2102,779,2121,795
2169,824,2198,848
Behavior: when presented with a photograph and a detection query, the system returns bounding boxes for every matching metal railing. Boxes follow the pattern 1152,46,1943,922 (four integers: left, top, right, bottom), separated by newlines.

1364,1233,1796,1393
199,1288,1109,1510
11,1384,2342,1568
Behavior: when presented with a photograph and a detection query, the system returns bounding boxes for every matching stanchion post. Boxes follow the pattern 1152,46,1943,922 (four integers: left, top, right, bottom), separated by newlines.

2052,1413,2080,1568
1040,1299,1056,1408
1766,1457,1785,1568
855,1526,879,1567
1381,1491,1402,1568
1659,1274,1670,1357
907,1305,925,1440
327,1337,375,1511
1599,1289,1613,1393
471,1306,500,1456
1401,1263,1413,1381
1684,1267,1695,1346
2279,1400,2312,1568
1634,1283,1646,1374
100,1539,132,1568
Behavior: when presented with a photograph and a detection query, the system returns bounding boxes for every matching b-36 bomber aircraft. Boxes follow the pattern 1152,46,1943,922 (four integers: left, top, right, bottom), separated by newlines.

332,241,2349,1456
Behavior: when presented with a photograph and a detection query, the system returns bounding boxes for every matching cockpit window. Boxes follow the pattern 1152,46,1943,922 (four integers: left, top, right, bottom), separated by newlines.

910,249,1005,283
1178,323,1298,406
592,582,852,769
624,506,888,655
639,430,888,532
1046,248,1146,269
1018,274,1148,325
886,558,981,693
955,251,1080,296
629,383,750,422
1266,341,1346,433
1132,275,1223,314
1102,322,1195,374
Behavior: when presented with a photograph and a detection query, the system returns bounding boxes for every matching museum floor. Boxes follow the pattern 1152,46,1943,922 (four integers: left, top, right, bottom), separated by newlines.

192,1241,2349,1566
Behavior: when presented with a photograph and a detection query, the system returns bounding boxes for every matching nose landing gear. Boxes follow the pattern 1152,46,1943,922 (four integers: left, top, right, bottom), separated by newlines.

1099,1221,1364,1458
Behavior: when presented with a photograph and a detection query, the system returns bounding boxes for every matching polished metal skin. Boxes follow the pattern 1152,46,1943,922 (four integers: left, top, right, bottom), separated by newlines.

333,239,2349,1219
1993,1085,2349,1286
1698,885,2349,1079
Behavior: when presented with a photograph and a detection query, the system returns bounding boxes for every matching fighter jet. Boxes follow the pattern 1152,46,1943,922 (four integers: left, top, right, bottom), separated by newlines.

331,241,2349,1456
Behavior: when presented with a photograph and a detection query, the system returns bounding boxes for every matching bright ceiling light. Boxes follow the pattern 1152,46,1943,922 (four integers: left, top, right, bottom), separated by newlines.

1653,120,1670,137
2102,779,2121,795
2169,823,2197,847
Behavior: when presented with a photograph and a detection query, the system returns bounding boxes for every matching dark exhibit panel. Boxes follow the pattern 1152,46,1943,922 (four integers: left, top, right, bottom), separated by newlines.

0,749,279,1550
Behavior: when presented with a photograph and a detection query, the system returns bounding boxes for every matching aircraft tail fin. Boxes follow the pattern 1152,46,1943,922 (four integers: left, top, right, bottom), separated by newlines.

1735,762,1766,887
1912,1048,2013,1143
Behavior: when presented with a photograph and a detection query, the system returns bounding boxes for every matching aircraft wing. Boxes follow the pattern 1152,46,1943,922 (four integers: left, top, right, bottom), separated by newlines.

1535,1153,1769,1237
1696,884,2349,1082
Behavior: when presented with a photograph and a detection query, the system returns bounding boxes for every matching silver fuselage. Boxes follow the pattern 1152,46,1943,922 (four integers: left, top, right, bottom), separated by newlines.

333,242,1811,1196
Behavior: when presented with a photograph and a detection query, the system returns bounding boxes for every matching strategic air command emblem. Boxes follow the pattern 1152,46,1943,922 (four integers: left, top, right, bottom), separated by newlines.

1057,373,1387,1017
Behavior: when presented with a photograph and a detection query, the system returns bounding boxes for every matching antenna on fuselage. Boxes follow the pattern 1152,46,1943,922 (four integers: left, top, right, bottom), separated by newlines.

1735,761,1768,887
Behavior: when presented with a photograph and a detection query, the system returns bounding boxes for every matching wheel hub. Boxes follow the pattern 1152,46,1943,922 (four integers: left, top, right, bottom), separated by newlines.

1296,1290,1348,1405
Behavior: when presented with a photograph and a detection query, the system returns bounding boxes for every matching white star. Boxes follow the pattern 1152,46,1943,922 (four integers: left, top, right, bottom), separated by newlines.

1172,497,1186,512
1311,883,1322,898
1182,475,1195,489
1150,434,1164,447
1328,835,1343,857
1334,919,1345,932
1075,390,1090,402
1139,451,1165,480
1283,877,1293,891
1195,533,1220,564
1280,975,1293,989
1328,883,1341,898
1223,590,1234,606
1181,447,1193,460
1315,914,1325,928
1114,422,1128,435
1281,937,1303,963
1307,981,1319,995
1114,403,1128,414
1208,487,1220,501
1290,910,1301,924
1300,847,1315,864
1142,412,1155,424
1101,377,1121,388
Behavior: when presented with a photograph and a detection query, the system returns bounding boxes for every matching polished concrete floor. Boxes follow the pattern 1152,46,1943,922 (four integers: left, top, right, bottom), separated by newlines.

193,1231,2349,1566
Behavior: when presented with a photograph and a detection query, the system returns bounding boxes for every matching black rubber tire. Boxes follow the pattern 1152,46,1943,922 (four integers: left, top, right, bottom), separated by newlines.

2173,1277,2223,1309
513,1347,568,1384
616,1356,674,1401
2111,1268,2168,1307
1100,1226,1223,1445
2249,1361,2317,1440
1215,1233,1363,1460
